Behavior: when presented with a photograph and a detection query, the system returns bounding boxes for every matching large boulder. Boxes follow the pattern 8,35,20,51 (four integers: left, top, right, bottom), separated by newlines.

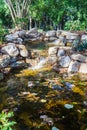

18,45,29,57
68,61,80,73
71,54,87,63
0,55,11,68
79,63,87,74
59,56,71,67
1,43,19,57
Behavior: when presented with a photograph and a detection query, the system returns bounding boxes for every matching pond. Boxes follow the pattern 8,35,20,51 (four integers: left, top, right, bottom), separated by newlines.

0,42,87,130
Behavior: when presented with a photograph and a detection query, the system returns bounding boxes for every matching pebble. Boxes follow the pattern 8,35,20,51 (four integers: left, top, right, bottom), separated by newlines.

64,104,74,109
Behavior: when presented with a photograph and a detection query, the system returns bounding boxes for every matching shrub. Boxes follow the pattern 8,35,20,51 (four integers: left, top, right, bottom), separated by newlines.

0,111,16,130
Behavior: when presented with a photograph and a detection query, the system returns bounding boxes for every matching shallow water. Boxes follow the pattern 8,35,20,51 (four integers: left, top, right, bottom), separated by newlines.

0,43,87,130
0,68,87,130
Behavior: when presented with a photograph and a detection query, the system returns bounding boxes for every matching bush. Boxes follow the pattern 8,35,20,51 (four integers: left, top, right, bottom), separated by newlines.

0,20,9,44
64,20,86,31
0,111,16,130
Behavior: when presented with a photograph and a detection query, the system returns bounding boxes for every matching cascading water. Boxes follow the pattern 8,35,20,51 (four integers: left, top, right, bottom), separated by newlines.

31,57,47,70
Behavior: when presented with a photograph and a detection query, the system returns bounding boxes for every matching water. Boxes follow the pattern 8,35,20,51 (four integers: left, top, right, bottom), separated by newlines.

31,57,47,70
0,43,87,130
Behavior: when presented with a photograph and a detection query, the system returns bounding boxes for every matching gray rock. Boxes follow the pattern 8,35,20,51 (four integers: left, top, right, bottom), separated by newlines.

18,45,29,57
59,56,71,67
71,54,87,62
0,55,11,68
26,28,38,34
56,30,62,37
66,33,80,40
45,30,56,37
1,43,19,57
48,47,58,56
59,35,66,45
81,35,87,41
57,49,65,57
10,60,25,68
5,33,18,42
68,61,80,73
79,63,87,74
48,37,57,41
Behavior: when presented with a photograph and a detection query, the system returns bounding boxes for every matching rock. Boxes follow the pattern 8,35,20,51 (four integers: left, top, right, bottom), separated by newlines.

59,56,71,67
56,30,62,37
16,38,23,44
3,67,11,74
17,30,26,38
71,54,87,62
0,73,4,80
1,43,19,57
59,35,66,45
79,63,87,74
10,60,26,68
48,37,57,41
52,126,60,130
66,33,80,40
45,30,56,37
18,45,29,57
68,61,80,73
64,104,74,109
26,28,38,34
52,85,63,90
28,81,35,88
0,55,11,68
57,49,65,57
47,39,64,46
81,35,87,41
48,47,58,56
40,115,48,119
64,82,75,89
5,33,18,42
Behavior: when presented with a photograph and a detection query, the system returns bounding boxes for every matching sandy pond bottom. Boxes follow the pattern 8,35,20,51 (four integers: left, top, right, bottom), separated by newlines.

0,67,87,130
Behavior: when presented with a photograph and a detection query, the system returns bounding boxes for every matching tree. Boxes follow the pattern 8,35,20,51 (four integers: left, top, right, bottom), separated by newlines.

4,0,32,29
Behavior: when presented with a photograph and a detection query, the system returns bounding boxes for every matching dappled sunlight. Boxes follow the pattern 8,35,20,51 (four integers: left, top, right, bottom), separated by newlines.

15,66,52,77
72,87,84,96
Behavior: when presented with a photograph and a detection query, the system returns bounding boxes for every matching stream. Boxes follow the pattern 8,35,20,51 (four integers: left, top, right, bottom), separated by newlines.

0,42,87,130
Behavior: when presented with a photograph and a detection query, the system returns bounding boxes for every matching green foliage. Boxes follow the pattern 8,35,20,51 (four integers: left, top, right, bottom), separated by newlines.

64,20,86,30
0,22,9,44
0,0,87,30
0,111,16,130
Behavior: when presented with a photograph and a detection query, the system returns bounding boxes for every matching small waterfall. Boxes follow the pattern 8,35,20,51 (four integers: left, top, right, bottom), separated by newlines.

31,57,47,70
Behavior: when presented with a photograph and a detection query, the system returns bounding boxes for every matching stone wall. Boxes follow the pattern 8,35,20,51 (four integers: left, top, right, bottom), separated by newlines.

0,28,87,80
5,28,87,47
48,46,87,74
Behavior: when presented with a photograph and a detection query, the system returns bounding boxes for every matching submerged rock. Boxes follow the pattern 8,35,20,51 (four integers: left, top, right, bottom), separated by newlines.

64,82,75,89
52,126,60,130
64,104,74,109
